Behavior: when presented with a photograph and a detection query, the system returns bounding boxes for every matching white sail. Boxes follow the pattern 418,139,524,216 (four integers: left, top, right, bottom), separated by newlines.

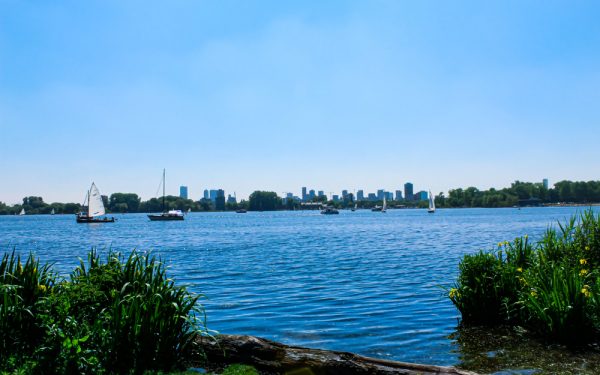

51,208,55,215
428,190,436,212
19,208,25,215
382,195,387,212
88,183,106,217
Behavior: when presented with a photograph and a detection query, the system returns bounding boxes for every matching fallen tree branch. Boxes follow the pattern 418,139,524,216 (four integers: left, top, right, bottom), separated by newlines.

196,334,477,375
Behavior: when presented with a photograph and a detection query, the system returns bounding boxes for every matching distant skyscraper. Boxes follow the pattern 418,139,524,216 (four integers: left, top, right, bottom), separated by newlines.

386,192,394,201
415,191,428,201
404,182,414,201
357,190,364,201
318,190,325,197
302,187,307,201
203,189,209,200
342,190,348,198
309,189,316,200
215,189,226,210
377,189,385,200
332,194,339,202
368,193,377,201
543,178,549,189
179,186,188,199
395,190,403,201
209,189,218,202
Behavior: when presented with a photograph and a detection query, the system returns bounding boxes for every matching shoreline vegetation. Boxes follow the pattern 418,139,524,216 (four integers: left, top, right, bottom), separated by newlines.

0,249,211,374
2,180,600,216
449,210,600,343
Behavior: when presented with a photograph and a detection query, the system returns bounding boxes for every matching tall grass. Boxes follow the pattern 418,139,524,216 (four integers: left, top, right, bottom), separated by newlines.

450,210,600,342
0,250,55,361
0,249,208,374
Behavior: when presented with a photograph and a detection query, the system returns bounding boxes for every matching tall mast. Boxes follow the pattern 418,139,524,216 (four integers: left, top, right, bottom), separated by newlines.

88,184,92,217
162,169,166,212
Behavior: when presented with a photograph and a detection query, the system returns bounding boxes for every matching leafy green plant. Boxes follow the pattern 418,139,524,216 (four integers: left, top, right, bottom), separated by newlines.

450,210,600,342
0,250,55,364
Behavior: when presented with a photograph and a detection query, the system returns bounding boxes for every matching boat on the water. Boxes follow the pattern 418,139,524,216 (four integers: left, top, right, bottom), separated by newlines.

427,190,435,213
148,169,184,221
19,208,25,215
351,203,357,212
382,195,387,213
320,206,339,215
236,209,247,213
76,183,115,223
51,208,55,215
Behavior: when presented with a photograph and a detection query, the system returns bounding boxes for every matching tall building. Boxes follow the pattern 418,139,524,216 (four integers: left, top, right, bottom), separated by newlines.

543,178,549,189
179,186,188,199
203,189,209,200
215,189,226,210
377,189,385,200
302,187,307,201
395,190,403,201
415,191,428,201
342,190,348,198
227,194,237,204
309,189,316,200
386,192,394,201
318,190,325,198
404,182,414,201
209,189,218,202
357,190,364,201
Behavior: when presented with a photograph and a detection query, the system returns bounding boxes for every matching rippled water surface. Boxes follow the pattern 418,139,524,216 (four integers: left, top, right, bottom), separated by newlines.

1,207,597,369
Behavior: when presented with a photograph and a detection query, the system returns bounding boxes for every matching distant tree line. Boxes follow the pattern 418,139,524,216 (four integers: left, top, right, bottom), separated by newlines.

434,180,600,208
1,180,599,215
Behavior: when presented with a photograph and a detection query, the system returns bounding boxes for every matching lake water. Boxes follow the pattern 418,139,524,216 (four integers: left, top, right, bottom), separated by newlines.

1,207,599,372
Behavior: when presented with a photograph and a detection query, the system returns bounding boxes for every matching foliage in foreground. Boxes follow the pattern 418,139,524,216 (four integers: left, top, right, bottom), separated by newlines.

449,210,600,342
0,249,208,374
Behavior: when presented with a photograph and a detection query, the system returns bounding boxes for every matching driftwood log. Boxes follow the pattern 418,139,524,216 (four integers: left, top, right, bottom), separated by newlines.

196,334,477,375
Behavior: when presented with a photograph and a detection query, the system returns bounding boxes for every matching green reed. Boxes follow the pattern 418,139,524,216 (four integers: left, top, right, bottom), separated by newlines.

0,249,208,374
449,210,600,342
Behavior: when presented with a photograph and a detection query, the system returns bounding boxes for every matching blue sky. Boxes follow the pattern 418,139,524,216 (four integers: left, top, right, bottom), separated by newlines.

1,1,599,204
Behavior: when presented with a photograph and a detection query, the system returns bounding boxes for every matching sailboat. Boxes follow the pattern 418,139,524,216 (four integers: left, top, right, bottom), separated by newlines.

76,183,115,223
427,190,436,213
351,203,357,211
148,169,184,221
381,195,387,213
51,208,55,215
19,208,25,215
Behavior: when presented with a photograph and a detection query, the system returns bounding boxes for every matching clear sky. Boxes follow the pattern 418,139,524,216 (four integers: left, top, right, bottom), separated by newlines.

1,1,599,204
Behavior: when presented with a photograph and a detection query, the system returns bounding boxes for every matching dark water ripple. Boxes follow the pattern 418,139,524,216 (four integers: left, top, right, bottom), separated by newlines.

1,207,597,368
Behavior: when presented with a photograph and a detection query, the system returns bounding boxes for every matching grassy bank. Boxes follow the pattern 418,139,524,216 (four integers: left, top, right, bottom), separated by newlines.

0,249,213,374
449,210,600,342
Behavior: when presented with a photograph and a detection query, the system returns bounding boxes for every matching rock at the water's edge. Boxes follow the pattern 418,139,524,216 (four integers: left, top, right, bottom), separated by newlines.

196,334,478,375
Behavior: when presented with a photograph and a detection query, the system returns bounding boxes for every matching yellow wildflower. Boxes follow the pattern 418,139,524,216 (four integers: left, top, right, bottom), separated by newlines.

517,267,523,273
498,242,503,247
530,290,537,297
585,246,591,251
580,259,588,265
582,286,592,298
524,234,529,239
580,269,589,276
38,284,47,293
449,288,460,299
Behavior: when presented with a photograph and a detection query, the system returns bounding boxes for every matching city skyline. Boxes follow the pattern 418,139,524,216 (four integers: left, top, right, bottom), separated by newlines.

2,2,599,204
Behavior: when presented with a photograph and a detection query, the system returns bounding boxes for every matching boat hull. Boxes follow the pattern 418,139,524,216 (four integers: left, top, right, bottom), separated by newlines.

148,214,184,221
76,216,115,223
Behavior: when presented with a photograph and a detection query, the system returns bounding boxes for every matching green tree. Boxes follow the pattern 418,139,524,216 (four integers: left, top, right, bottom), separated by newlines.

248,191,280,211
